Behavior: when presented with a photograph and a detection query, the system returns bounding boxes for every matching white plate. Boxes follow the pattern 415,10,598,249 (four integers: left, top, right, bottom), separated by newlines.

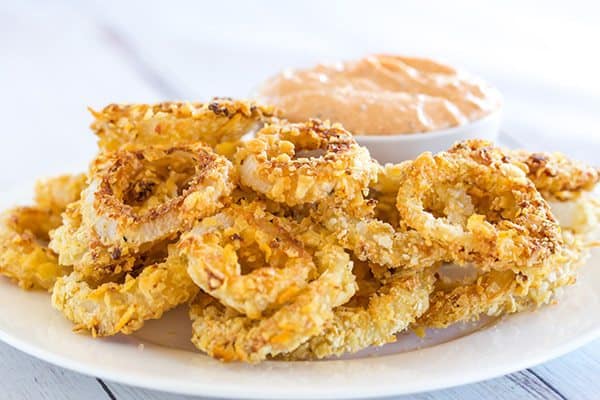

0,183,599,399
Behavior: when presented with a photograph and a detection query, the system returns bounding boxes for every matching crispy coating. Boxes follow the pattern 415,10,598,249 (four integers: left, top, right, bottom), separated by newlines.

180,203,316,318
449,140,599,200
34,173,87,214
285,268,435,360
81,143,234,249
52,246,197,336
419,231,587,328
50,200,143,283
0,173,85,290
90,98,277,152
189,239,356,362
0,207,67,290
235,119,378,206
316,205,445,270
509,149,600,200
396,144,562,271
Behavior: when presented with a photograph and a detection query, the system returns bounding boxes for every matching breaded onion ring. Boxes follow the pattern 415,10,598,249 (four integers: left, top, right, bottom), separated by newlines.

235,119,377,206
449,140,599,201
419,231,587,328
81,143,234,249
189,241,356,362
90,98,277,152
49,200,141,283
0,207,67,290
34,173,87,214
179,202,316,318
396,144,562,270
509,149,600,200
317,206,444,270
52,246,197,336
0,173,84,290
285,267,435,360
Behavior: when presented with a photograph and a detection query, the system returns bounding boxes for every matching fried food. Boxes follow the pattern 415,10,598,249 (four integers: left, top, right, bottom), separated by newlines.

81,143,234,250
52,245,197,336
34,173,87,214
419,231,587,328
316,205,444,270
285,266,435,360
448,140,599,199
90,98,277,152
189,228,356,362
49,200,141,283
0,207,66,290
396,143,562,271
0,173,85,290
235,119,377,206
179,202,316,318
509,149,600,200
2,99,597,365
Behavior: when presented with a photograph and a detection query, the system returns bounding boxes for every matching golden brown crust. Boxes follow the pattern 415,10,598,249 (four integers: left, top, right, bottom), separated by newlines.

0,207,68,290
448,140,600,200
284,268,435,360
34,173,87,214
81,143,234,249
52,247,197,336
90,98,278,152
235,119,377,206
397,142,562,271
179,203,316,319
419,231,587,328
189,225,357,362
510,149,600,200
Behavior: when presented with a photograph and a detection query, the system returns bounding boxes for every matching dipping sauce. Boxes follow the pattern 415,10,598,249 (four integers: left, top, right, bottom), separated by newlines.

257,55,502,135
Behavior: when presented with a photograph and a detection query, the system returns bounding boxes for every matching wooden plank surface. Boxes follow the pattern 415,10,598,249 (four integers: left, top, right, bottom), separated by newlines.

1,1,599,399
0,341,108,400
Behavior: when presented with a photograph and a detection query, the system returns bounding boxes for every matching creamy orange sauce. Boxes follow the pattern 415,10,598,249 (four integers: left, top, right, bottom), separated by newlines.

257,55,501,135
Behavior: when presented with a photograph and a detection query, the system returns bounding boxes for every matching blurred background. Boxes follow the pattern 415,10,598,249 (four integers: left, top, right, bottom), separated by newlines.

2,0,599,188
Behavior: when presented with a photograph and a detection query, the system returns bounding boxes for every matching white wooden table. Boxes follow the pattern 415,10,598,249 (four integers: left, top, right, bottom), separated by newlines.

2,1,599,399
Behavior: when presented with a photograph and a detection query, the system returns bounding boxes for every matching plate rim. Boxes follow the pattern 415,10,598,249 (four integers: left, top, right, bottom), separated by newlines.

1,182,599,399
0,311,598,399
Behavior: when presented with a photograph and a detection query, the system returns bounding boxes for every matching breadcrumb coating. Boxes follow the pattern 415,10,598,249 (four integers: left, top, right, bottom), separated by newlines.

236,119,377,206
52,247,197,336
90,98,277,152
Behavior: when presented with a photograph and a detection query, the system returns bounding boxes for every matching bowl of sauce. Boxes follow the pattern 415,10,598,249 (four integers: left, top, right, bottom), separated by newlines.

256,55,502,163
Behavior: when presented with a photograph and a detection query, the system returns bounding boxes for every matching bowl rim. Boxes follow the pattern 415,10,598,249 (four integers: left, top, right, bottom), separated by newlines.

353,108,502,142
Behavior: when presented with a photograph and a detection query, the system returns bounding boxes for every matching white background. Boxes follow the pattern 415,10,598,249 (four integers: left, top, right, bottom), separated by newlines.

1,1,599,399
2,1,599,189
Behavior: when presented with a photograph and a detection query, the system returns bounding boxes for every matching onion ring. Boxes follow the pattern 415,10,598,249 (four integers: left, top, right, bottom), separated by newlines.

449,140,599,200
0,207,67,290
189,234,356,362
34,173,87,214
317,205,444,270
0,173,85,290
509,149,600,201
396,143,562,270
49,200,141,283
235,119,377,206
179,202,316,318
419,231,587,328
52,245,197,336
90,98,277,152
80,143,234,250
285,266,435,360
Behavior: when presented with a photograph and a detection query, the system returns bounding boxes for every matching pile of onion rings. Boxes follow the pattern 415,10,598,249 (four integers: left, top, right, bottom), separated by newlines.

1,99,598,363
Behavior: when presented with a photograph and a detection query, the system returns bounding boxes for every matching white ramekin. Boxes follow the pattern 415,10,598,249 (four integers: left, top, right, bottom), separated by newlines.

354,109,502,164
